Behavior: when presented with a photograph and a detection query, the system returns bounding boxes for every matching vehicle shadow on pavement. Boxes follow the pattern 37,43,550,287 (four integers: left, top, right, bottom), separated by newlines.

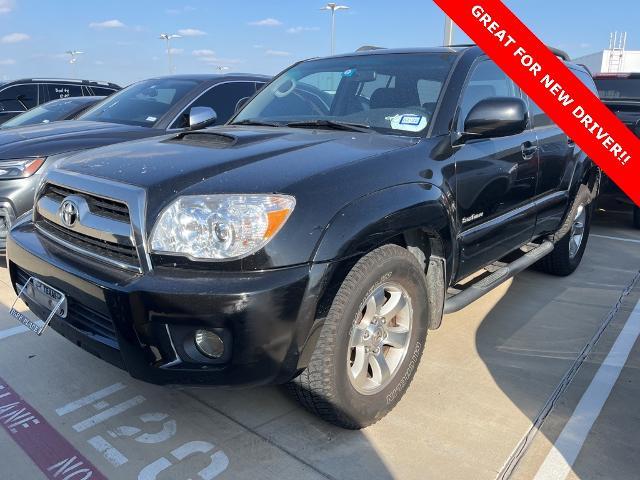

474,211,640,477
179,376,397,479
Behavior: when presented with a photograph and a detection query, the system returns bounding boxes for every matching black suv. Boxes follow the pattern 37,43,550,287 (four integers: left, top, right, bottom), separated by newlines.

593,73,640,228
7,47,600,429
0,74,269,251
0,78,120,124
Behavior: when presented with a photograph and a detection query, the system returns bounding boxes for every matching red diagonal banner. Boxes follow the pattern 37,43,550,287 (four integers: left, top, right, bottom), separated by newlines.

434,0,640,206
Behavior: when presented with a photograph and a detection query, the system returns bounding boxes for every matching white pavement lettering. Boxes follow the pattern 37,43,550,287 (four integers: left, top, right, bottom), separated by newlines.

88,436,129,468
72,396,145,432
56,383,126,416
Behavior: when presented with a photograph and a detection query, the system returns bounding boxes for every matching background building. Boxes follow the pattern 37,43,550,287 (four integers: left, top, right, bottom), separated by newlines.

575,32,640,74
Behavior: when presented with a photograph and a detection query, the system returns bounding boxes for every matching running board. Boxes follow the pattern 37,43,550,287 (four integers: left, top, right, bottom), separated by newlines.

443,240,554,314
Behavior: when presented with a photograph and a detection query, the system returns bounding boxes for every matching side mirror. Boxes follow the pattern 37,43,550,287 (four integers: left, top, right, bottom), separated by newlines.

463,97,528,140
189,106,217,131
235,97,251,114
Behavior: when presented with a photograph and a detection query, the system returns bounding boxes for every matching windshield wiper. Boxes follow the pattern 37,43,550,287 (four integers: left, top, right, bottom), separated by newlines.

286,120,372,133
232,119,282,127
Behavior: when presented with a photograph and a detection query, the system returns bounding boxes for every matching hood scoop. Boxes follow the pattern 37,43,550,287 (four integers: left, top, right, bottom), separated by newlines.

166,131,238,149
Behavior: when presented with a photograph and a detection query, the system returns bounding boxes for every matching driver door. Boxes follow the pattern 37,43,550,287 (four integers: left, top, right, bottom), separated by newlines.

454,60,539,279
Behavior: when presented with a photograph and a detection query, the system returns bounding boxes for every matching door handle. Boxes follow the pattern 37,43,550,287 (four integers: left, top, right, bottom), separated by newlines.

521,142,538,160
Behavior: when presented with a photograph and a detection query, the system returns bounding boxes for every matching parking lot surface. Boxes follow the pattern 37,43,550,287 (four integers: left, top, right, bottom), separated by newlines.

0,209,639,480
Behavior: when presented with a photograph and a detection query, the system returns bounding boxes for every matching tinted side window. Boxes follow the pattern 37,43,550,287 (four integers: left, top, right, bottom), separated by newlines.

91,87,118,96
172,82,257,129
0,84,38,110
459,60,520,126
47,84,83,100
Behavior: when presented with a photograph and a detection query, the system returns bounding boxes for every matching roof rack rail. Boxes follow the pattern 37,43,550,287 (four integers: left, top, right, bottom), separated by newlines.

547,47,570,61
441,43,571,61
444,43,477,48
356,45,385,52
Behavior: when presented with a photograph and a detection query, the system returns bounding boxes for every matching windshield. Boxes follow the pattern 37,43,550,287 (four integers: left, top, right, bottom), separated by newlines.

78,78,199,127
233,53,456,135
2,98,94,128
595,78,640,100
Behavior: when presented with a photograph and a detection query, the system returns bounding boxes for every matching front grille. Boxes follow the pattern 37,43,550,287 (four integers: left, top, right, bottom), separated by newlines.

37,218,139,266
35,182,141,271
13,267,119,348
43,184,130,222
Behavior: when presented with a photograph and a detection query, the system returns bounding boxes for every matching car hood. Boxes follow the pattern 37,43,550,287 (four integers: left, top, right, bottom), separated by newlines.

0,120,158,159
58,125,419,204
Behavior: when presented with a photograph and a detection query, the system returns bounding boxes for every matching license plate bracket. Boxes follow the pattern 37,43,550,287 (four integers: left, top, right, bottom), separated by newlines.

10,276,67,336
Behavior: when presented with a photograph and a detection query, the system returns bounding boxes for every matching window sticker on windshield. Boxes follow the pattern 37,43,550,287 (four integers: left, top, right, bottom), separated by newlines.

146,116,157,122
387,114,427,132
342,68,357,78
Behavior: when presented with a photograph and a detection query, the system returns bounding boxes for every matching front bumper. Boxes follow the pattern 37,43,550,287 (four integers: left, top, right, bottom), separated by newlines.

0,175,41,252
8,221,329,387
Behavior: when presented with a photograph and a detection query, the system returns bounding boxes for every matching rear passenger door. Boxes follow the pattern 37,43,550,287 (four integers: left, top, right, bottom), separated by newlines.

454,59,539,279
0,84,38,123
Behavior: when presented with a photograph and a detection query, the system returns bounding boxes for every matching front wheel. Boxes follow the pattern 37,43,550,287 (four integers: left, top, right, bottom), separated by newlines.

633,206,640,229
289,244,429,429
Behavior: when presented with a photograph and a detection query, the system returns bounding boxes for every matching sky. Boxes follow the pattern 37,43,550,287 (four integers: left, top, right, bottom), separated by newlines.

1,0,639,86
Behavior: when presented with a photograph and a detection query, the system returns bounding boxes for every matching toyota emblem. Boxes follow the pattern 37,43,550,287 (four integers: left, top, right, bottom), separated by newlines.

60,199,79,227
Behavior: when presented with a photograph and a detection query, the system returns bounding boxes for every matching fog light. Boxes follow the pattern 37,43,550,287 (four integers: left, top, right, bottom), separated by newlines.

194,329,225,359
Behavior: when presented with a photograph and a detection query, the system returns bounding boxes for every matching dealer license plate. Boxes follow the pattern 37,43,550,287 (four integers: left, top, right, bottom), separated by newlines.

10,276,67,336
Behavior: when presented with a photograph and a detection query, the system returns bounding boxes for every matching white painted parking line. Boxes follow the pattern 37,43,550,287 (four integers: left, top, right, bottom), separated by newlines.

534,298,640,480
592,234,640,244
0,325,28,340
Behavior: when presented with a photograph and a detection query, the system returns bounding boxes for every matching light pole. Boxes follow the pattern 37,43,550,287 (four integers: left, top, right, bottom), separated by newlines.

66,50,84,78
321,3,349,55
443,16,454,46
159,33,182,74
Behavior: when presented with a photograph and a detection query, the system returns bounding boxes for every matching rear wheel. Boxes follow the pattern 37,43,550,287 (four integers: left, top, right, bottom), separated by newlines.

537,188,592,276
633,206,640,229
289,244,429,429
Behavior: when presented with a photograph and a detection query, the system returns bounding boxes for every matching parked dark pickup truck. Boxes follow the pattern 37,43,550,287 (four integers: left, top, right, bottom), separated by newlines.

7,46,600,429
593,73,640,228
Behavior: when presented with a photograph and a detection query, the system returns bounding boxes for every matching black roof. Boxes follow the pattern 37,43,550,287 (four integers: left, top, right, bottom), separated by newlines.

135,73,272,84
328,44,573,63
0,78,122,88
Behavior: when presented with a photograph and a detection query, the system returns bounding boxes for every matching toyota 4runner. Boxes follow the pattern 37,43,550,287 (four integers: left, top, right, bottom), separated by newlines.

7,46,601,429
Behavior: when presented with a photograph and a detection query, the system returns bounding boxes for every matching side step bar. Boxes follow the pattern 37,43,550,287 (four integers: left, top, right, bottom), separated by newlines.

443,240,554,314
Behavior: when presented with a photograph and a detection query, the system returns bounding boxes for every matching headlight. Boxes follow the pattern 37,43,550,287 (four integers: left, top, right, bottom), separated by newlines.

150,194,295,261
0,157,46,179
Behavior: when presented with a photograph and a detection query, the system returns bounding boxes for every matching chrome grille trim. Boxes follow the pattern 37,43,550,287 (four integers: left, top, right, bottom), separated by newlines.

36,224,142,274
35,169,152,273
36,195,134,246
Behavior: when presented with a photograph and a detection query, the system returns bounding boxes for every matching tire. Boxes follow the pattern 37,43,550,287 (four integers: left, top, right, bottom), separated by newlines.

537,187,593,276
289,244,429,429
633,206,640,229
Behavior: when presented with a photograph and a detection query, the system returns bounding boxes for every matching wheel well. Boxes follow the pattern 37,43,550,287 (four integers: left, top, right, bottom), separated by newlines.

582,164,601,199
313,229,439,326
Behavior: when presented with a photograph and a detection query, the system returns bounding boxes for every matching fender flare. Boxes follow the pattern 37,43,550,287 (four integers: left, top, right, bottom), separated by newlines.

311,182,455,266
